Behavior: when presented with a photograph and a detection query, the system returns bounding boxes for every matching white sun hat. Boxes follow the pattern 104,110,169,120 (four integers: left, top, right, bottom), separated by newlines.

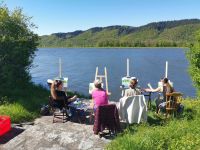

47,79,53,84
131,76,139,82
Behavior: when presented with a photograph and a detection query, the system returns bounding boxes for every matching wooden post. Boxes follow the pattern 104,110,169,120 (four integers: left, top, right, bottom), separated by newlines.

127,58,130,77
59,58,62,78
104,67,109,95
165,61,168,78
95,67,98,80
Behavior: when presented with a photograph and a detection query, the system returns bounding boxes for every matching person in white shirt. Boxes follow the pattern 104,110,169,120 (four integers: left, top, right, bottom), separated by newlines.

124,77,141,97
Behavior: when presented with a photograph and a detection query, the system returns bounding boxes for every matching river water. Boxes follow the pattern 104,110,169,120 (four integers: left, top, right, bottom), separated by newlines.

30,48,196,100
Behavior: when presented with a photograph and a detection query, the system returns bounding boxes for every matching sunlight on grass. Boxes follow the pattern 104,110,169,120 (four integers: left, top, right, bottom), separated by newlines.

106,99,200,150
0,103,35,123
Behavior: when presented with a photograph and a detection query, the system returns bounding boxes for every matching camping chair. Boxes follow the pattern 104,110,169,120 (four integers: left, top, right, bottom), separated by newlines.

165,92,183,117
93,104,121,137
49,96,68,123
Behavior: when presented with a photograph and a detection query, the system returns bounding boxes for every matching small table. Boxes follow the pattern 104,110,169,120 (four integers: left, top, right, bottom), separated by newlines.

143,92,152,109
118,95,148,124
68,99,92,123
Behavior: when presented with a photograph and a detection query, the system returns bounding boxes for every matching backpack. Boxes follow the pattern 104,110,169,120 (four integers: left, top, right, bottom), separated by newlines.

40,105,50,116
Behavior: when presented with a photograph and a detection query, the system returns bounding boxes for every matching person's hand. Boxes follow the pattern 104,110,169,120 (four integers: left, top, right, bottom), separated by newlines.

141,88,146,92
145,88,150,92
73,95,77,99
90,102,94,109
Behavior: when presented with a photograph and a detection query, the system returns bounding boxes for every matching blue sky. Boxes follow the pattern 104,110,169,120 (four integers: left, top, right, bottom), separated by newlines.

4,0,200,35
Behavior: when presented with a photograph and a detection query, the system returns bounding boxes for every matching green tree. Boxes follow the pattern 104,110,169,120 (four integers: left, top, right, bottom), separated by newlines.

187,30,200,97
0,5,38,94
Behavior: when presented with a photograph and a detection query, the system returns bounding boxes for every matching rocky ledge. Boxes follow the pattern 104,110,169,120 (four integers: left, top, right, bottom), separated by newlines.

0,116,111,150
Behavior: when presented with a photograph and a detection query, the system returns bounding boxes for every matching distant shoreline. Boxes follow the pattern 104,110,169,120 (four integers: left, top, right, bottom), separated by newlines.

37,46,189,49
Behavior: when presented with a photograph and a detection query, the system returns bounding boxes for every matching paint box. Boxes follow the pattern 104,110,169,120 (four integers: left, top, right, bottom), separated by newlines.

0,116,11,136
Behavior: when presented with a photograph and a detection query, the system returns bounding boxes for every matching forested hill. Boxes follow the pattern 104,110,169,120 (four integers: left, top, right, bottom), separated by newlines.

39,19,200,47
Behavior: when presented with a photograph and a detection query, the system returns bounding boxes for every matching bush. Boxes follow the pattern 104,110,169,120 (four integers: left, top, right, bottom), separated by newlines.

0,5,45,123
0,103,35,123
0,5,38,96
187,30,200,97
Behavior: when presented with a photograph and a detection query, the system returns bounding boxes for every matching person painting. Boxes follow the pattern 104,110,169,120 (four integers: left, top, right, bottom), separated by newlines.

51,80,77,110
144,78,174,114
91,79,108,110
124,77,141,97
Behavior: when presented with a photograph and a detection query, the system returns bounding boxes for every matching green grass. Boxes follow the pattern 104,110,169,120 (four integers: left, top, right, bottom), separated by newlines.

0,83,49,123
0,103,35,123
0,82,88,123
106,99,200,150
1,82,200,149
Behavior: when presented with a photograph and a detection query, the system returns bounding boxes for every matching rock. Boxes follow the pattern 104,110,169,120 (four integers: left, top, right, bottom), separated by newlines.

1,116,110,150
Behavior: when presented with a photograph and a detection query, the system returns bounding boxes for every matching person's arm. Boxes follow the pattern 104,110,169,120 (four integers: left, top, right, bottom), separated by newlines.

105,92,109,104
90,92,95,108
144,87,161,92
90,99,95,108
50,83,57,100
68,95,77,102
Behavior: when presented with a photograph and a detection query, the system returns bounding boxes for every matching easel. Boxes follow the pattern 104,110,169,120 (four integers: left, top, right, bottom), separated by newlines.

95,67,111,95
121,58,131,96
56,58,68,92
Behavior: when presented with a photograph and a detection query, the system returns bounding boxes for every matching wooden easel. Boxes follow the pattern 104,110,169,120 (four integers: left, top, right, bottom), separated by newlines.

95,67,111,95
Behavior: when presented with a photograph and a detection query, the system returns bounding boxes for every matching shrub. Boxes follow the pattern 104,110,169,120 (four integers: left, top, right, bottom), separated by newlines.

0,5,38,96
187,30,200,97
0,103,35,123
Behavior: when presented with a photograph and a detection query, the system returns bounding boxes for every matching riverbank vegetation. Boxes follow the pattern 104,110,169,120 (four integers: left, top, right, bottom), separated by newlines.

0,5,49,123
187,30,200,97
106,99,200,150
1,4,200,149
106,29,200,150
0,6,86,123
39,19,200,48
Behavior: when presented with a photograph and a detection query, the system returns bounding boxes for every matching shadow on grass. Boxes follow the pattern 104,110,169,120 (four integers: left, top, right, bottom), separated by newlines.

147,115,165,126
0,127,24,144
183,108,195,120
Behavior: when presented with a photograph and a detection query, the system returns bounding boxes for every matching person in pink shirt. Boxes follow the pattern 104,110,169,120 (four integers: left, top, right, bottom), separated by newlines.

92,80,108,110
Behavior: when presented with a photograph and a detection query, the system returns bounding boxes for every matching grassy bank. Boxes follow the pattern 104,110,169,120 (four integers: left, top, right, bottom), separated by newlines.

0,83,49,123
106,99,200,150
0,83,88,123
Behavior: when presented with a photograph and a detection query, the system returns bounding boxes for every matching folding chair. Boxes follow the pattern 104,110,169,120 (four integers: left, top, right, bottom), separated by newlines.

49,96,68,123
165,92,183,117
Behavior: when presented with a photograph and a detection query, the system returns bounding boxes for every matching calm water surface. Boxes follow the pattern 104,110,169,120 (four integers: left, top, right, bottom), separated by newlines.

30,48,196,100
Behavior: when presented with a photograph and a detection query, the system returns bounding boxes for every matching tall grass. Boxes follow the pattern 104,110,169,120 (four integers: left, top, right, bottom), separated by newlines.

0,103,35,123
0,83,49,123
106,99,200,150
0,82,87,123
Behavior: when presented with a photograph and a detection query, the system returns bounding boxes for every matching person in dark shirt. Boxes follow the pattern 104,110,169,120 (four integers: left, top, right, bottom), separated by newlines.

51,80,77,110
